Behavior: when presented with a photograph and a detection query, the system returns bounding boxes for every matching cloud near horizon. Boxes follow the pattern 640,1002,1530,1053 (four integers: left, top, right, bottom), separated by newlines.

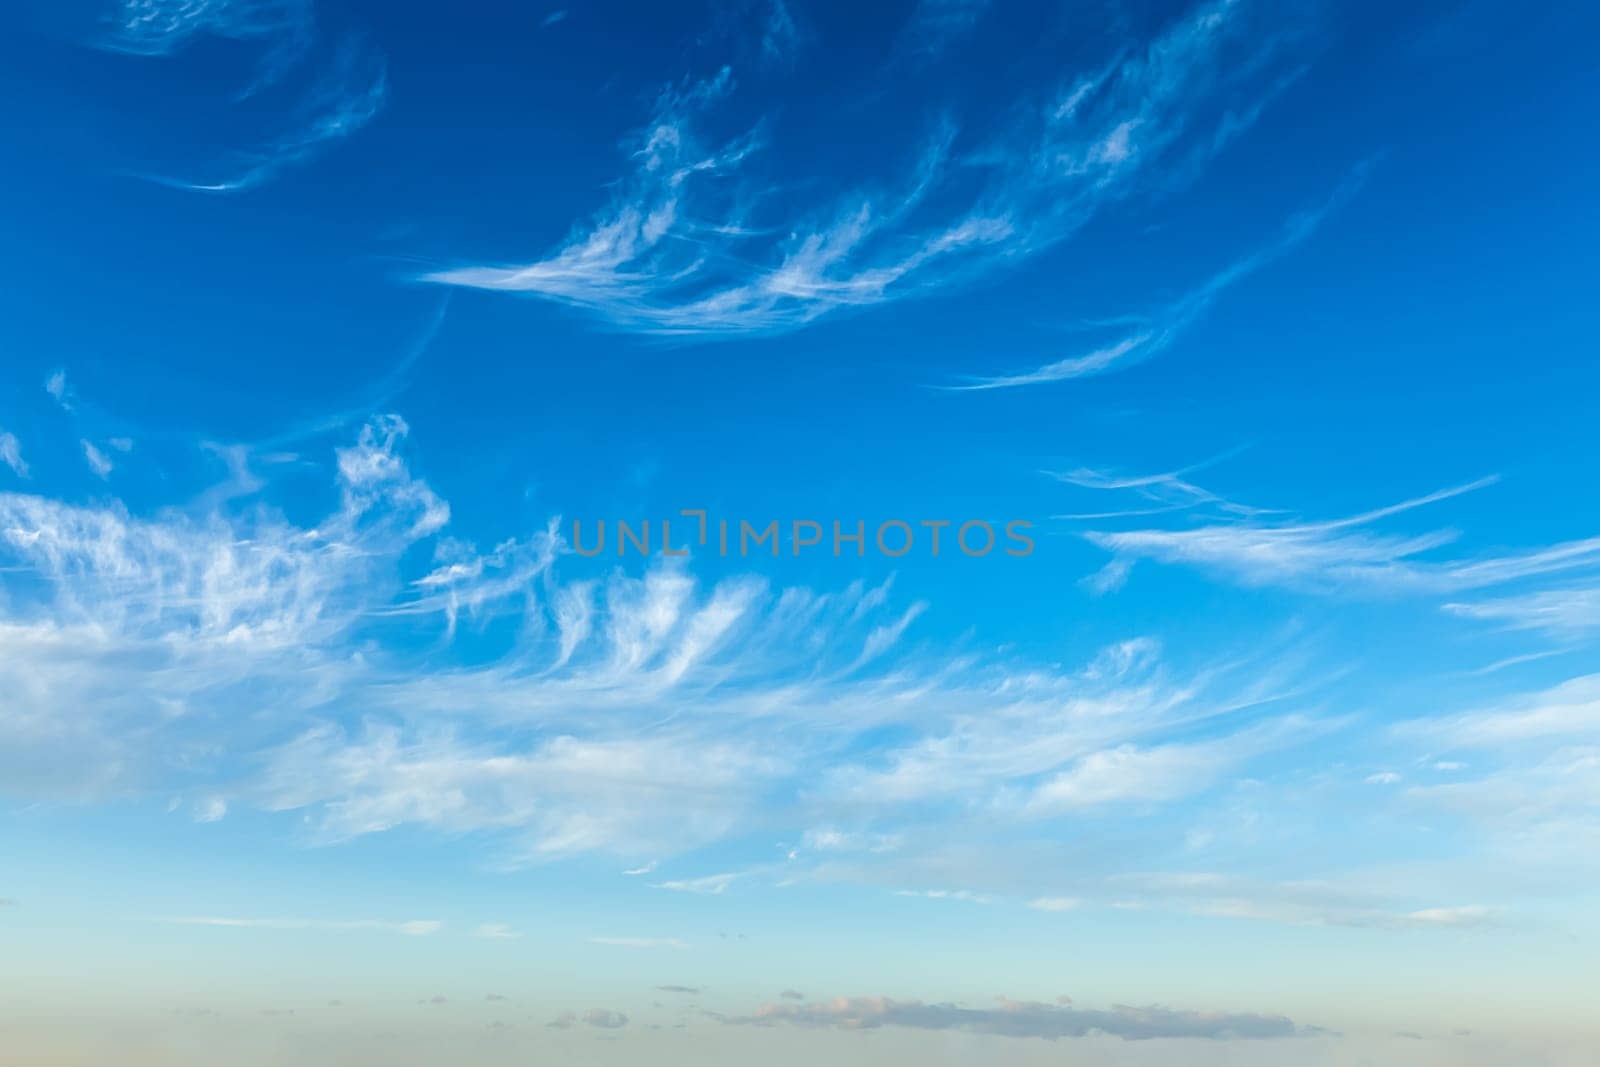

721,993,1316,1041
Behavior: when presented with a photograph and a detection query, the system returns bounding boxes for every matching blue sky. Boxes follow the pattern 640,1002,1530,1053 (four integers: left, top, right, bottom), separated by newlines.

2,0,1599,1063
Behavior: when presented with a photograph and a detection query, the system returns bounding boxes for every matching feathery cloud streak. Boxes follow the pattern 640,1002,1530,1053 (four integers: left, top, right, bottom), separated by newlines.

1078,474,1600,597
427,0,1311,335
0,430,27,478
1445,586,1600,638
101,0,387,192
0,415,1318,864
104,0,312,63
952,164,1371,388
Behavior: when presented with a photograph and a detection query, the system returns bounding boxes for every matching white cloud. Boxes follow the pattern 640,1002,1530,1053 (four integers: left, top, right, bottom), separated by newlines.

1082,475,1600,598
1189,898,1495,930
4,406,1586,947
902,0,993,57
45,369,73,411
101,2,386,193
1404,906,1494,927
261,726,782,857
1115,873,1496,932
821,647,1308,815
1023,735,1261,814
1385,677,1600,882
1027,896,1081,912
427,0,1310,336
588,936,689,949
194,796,229,822
0,430,26,478
1446,586,1600,638
760,0,799,65
1401,674,1600,748
474,923,522,940
81,440,114,479
1408,746,1600,842
103,0,312,59
653,872,742,895
954,169,1368,388
0,416,1333,881
0,415,506,800
159,39,388,194
797,827,901,855
895,888,990,904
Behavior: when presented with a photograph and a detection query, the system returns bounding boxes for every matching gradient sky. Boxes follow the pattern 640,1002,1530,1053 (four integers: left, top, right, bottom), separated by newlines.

2,1,1599,1064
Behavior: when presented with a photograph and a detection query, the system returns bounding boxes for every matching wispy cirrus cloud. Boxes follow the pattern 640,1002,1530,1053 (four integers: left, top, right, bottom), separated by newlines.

1028,896,1081,912
900,0,993,57
894,888,990,903
588,936,689,950
258,725,783,858
1022,728,1287,814
1048,451,1277,522
1077,473,1600,597
427,0,1313,336
140,37,387,193
99,0,387,192
474,922,521,940
1406,745,1600,845
1399,673,1600,749
951,165,1370,388
819,643,1309,814
698,0,805,71
795,827,901,856
45,370,75,412
0,430,27,478
654,872,743,895
0,413,1319,869
0,414,464,799
759,0,800,66
3,412,1587,942
1445,586,1600,638
103,0,312,66
1112,872,1497,932
80,440,114,479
